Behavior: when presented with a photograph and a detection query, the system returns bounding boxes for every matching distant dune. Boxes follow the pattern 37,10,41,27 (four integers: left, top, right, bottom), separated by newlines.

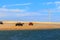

0,21,60,30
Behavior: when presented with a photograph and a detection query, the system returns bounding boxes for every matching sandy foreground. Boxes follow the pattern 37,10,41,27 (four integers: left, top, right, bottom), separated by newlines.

0,21,60,30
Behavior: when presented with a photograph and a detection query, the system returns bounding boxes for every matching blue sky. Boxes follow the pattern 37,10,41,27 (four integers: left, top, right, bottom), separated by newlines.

0,0,60,22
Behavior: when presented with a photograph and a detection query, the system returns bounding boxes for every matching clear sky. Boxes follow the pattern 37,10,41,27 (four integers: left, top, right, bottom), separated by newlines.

0,0,60,22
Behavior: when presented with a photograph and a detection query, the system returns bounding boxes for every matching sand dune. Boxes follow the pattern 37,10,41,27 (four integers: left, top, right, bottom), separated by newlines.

0,21,60,30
